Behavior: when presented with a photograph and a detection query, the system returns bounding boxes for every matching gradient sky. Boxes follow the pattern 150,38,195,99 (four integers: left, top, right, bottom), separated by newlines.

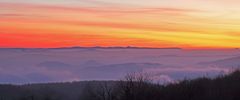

1,0,240,48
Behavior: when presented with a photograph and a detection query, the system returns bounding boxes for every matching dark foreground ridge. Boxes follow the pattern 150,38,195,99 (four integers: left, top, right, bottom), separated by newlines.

1,71,240,100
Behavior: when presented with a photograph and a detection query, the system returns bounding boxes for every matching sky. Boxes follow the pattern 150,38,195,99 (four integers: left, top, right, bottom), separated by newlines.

1,0,240,48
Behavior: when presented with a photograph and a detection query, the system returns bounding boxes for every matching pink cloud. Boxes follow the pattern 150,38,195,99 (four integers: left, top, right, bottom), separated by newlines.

0,2,200,14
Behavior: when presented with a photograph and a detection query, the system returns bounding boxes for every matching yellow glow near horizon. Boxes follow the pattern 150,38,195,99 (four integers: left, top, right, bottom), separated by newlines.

0,1,240,48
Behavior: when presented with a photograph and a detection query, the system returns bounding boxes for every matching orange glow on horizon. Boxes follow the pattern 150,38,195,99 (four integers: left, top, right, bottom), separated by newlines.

0,2,240,49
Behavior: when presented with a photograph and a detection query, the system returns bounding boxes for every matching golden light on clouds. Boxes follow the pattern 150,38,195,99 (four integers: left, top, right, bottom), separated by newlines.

0,1,240,48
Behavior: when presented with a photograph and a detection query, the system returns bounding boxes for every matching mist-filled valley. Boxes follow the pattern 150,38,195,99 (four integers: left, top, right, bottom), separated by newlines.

0,47,240,84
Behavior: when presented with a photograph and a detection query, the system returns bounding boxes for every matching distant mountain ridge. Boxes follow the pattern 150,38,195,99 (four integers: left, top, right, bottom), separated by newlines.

0,46,182,50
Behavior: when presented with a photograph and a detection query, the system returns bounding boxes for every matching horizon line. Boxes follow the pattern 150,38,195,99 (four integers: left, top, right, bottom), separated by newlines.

0,46,181,49
0,46,239,50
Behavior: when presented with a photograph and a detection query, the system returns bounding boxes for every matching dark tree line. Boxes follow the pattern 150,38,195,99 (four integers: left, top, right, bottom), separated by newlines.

1,71,240,100
82,71,240,100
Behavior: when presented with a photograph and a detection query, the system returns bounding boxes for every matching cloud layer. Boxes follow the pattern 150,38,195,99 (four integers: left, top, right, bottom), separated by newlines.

0,48,239,84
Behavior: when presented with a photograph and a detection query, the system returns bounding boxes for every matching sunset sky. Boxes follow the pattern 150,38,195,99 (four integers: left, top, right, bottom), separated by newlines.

1,0,240,48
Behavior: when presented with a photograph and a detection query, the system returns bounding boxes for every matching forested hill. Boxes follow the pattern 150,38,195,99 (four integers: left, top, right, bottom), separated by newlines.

1,71,240,100
0,81,116,100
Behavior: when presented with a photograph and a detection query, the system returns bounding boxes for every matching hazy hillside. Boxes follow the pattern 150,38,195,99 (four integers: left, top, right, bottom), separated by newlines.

200,56,240,68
